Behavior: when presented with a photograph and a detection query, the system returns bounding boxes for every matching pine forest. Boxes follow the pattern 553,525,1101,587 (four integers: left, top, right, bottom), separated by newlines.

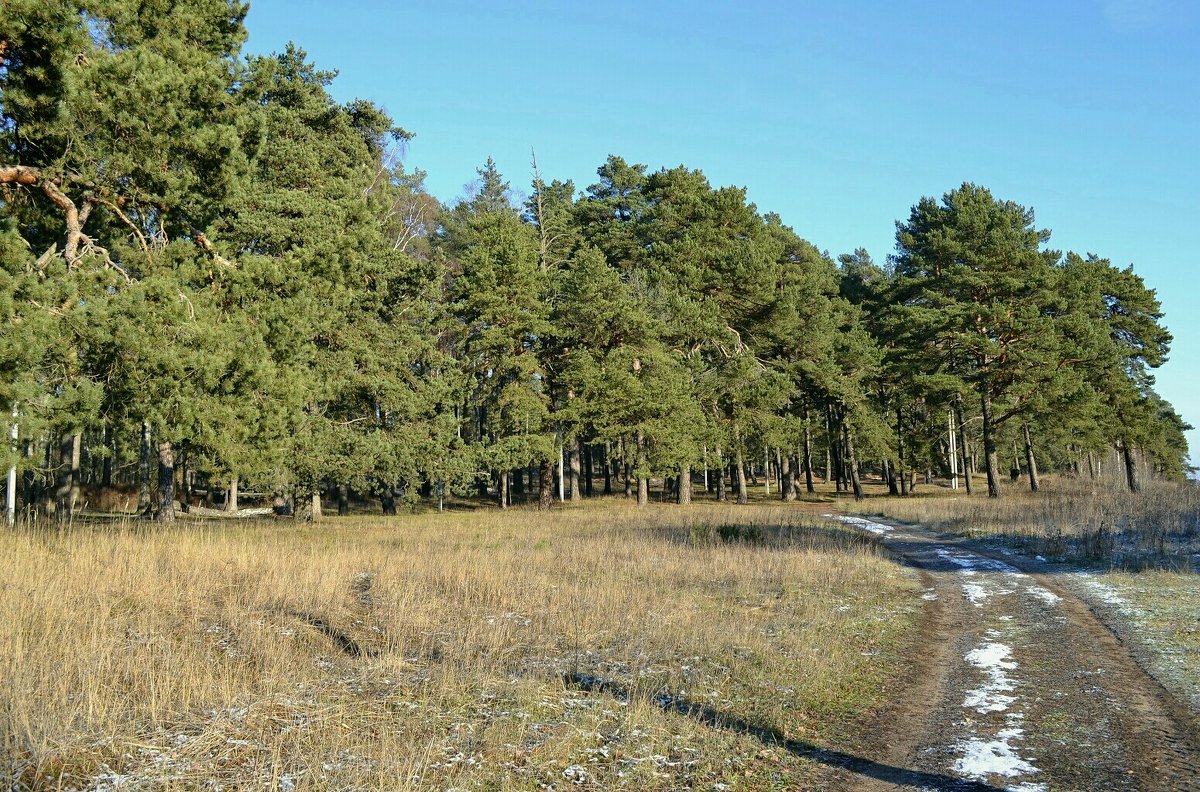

1,2,1190,525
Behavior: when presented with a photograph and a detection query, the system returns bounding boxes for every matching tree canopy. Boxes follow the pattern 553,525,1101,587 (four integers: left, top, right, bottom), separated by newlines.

0,9,1188,522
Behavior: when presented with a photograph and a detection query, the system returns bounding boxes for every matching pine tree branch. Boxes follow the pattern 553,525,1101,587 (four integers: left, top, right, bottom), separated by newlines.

0,165,85,266
193,230,237,269
91,196,149,255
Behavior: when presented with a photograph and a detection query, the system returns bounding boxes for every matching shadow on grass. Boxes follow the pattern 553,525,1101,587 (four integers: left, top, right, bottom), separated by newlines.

564,672,1005,791
650,520,883,556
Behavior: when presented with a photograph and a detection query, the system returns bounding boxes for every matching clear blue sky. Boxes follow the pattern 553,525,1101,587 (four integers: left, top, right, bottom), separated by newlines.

244,0,1200,462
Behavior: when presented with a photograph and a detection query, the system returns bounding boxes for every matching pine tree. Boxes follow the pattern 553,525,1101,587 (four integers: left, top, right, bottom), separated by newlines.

440,158,554,508
888,184,1062,498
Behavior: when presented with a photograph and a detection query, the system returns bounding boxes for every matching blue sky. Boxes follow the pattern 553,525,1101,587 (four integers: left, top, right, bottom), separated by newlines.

244,0,1200,461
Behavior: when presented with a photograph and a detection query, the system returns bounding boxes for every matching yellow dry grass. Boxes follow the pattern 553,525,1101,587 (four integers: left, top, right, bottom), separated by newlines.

844,476,1200,569
1,501,920,790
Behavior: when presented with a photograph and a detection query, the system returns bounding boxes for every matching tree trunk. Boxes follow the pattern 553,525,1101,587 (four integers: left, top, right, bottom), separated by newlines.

886,458,900,495
100,423,113,487
539,459,554,510
380,484,397,515
138,421,152,511
498,470,508,509
823,410,832,482
178,454,192,513
603,442,612,495
557,440,565,502
715,445,726,501
1121,439,1141,493
156,440,175,522
622,436,632,498
584,444,594,497
677,463,692,505
842,418,864,501
832,421,846,493
781,454,796,501
734,431,748,505
569,437,581,502
954,404,973,496
980,389,1002,498
803,421,815,494
1022,424,1040,493
512,466,525,500
54,431,81,523
225,475,239,512
635,430,649,507
338,483,350,515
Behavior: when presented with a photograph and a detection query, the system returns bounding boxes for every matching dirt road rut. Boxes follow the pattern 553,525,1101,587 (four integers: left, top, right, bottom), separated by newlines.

827,515,1200,792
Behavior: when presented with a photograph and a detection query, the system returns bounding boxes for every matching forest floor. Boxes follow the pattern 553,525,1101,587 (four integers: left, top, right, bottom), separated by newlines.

822,512,1200,792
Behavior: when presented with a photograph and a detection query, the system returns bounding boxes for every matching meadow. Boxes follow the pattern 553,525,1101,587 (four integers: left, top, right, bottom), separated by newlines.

1,502,921,790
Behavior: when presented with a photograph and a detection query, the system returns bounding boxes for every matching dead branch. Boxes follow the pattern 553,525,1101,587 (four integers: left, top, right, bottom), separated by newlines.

92,196,149,254
1,165,85,266
193,231,237,269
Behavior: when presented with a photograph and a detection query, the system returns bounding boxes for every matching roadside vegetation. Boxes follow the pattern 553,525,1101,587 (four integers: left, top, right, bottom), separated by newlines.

848,475,1200,571
1,504,921,790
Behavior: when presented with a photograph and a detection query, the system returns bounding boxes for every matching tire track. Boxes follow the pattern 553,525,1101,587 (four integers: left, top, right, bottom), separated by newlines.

826,515,1200,792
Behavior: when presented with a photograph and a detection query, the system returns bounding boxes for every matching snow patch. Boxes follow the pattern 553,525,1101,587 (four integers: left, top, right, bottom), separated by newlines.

954,727,1039,779
936,548,1020,573
825,514,894,535
1083,579,1125,606
1025,585,1060,606
962,642,1018,713
962,582,992,606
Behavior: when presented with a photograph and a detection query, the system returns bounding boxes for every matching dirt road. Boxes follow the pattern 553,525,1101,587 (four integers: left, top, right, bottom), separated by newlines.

826,515,1200,792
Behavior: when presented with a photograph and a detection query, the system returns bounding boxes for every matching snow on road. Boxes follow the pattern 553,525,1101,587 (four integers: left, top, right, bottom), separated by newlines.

830,514,1051,790
824,514,894,536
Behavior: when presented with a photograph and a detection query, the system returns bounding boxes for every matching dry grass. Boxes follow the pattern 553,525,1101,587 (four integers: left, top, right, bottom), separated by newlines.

846,476,1200,570
1,502,920,790
1097,571,1200,711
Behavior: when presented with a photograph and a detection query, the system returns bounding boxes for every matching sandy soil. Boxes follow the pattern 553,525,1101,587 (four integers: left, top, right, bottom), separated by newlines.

825,515,1200,792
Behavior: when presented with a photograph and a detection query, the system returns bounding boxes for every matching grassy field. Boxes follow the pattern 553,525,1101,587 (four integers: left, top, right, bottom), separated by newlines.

1,501,921,791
